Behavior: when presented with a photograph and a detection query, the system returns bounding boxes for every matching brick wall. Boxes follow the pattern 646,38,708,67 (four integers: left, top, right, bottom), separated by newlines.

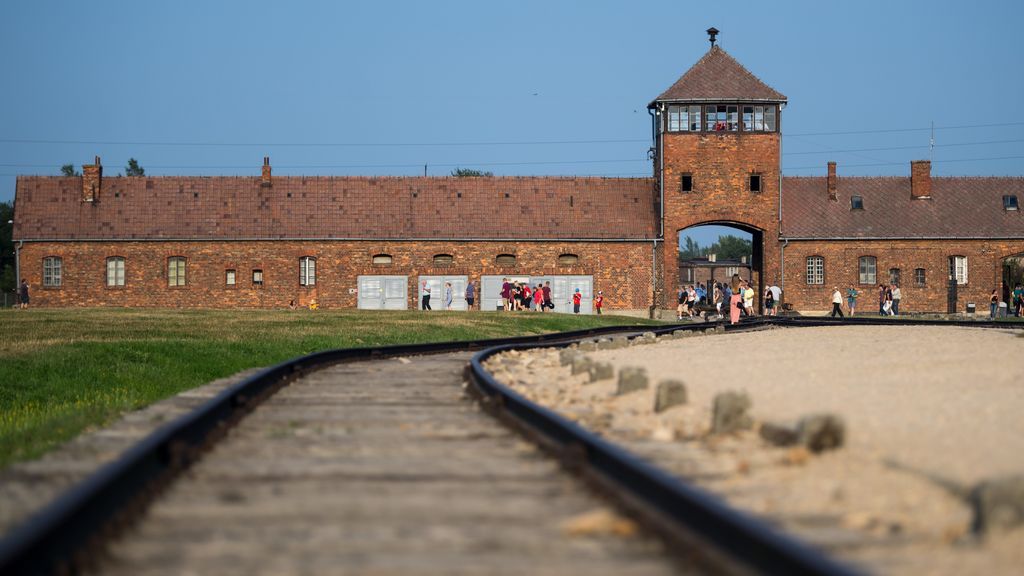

781,239,1024,313
18,240,656,311
659,132,782,308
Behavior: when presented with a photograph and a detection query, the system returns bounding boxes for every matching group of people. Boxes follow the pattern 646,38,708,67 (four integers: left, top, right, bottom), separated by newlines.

830,283,903,317
420,280,478,311
677,275,775,324
499,279,552,312
992,284,1024,317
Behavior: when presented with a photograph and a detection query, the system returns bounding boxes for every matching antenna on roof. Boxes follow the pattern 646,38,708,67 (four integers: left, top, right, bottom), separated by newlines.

929,121,935,162
707,27,719,47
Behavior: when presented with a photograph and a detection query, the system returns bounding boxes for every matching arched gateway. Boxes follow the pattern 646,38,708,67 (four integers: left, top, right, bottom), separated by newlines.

647,35,786,312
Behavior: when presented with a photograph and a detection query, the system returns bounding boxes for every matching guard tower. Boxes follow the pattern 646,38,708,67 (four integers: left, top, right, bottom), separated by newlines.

648,28,787,309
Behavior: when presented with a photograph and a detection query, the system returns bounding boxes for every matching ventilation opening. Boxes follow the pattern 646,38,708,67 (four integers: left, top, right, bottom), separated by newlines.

372,254,393,265
749,174,761,193
558,254,579,265
432,254,454,266
681,174,693,193
495,254,517,266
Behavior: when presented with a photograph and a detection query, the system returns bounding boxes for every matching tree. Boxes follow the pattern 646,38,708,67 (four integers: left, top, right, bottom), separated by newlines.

125,158,145,177
60,164,80,177
0,201,14,297
678,233,752,263
450,167,493,177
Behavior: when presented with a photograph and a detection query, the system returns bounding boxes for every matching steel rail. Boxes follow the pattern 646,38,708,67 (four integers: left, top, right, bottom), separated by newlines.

0,322,666,576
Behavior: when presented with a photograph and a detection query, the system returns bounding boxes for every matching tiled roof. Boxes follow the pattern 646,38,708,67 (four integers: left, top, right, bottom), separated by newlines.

781,176,1024,238
13,176,658,241
651,46,786,104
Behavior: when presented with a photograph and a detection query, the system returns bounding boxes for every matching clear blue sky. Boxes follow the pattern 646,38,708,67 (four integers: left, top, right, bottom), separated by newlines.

3,0,1022,251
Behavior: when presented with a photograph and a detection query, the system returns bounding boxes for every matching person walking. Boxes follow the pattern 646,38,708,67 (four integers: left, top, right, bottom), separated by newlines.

533,284,543,311
729,285,743,324
830,287,845,318
763,286,775,316
594,291,604,315
444,282,453,310
500,278,511,311
542,281,553,311
891,283,902,315
421,280,432,311
1014,284,1023,317
18,280,29,309
465,280,476,310
846,287,859,316
878,284,886,316
882,285,894,316
742,281,755,316
676,285,687,320
714,283,723,318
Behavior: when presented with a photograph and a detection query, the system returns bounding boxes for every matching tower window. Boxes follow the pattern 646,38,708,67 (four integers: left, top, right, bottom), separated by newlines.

749,174,762,193
705,105,738,131
851,196,864,210
742,106,776,132
681,174,693,193
1004,195,1019,210
667,105,701,132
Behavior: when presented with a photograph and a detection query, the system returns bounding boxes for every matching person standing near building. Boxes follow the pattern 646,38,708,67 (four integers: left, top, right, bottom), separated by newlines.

846,287,859,316
742,281,755,316
444,282,453,310
465,280,476,310
891,283,902,315
696,283,706,306
1014,284,1023,317
713,283,723,318
676,285,687,320
542,281,553,311
594,291,604,315
830,287,844,318
572,288,582,314
990,289,999,318
18,280,29,309
533,284,543,311
878,284,887,315
421,280,432,311
883,285,894,316
763,286,775,316
500,278,511,311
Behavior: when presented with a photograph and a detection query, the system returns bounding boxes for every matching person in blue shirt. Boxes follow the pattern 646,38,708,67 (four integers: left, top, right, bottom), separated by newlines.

696,283,706,304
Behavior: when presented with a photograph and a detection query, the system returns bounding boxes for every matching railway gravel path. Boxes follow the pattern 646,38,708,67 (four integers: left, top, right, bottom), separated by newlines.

93,352,687,576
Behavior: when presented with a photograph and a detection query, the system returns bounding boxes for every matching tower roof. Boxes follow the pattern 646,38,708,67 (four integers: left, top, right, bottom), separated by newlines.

650,45,786,106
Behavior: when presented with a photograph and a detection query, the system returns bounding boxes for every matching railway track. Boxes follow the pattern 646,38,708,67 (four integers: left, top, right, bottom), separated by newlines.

0,316,1018,575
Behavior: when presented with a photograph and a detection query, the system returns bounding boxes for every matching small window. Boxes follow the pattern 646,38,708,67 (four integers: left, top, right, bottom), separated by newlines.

372,254,393,265
949,256,968,285
681,267,694,282
252,269,263,286
858,256,876,285
495,254,517,266
914,268,926,286
1004,195,1019,210
225,269,236,286
433,254,454,266
43,256,63,287
299,256,316,286
749,174,761,193
851,196,864,210
558,254,579,265
106,257,125,287
889,268,901,286
681,174,693,193
168,257,186,287
806,256,824,285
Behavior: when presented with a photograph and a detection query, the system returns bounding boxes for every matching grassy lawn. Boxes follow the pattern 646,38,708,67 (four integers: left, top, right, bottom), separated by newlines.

0,308,659,468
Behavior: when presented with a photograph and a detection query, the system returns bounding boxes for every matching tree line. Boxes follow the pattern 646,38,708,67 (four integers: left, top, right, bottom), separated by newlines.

678,234,752,262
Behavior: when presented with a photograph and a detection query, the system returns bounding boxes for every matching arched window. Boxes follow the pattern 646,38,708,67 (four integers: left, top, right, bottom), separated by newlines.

372,254,393,265
43,256,63,287
168,257,186,287
433,254,454,266
558,253,579,266
299,256,316,286
495,254,517,266
858,256,877,285
106,256,125,287
805,256,824,285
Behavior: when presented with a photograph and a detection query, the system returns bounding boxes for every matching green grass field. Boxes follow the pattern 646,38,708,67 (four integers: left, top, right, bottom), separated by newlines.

0,308,660,468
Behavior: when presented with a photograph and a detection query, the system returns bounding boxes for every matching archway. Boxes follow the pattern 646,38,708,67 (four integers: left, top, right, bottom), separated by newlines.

676,221,767,314
1002,253,1024,315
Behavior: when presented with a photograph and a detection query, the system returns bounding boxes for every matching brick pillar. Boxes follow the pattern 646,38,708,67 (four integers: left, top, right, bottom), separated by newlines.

82,156,102,202
827,161,837,202
911,160,931,199
261,156,272,188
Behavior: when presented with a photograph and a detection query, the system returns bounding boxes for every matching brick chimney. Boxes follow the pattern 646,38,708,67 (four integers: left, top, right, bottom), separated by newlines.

82,156,102,202
827,161,837,202
261,156,272,188
911,160,931,199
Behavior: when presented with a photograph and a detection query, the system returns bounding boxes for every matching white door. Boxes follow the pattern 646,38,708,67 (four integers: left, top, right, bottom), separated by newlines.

383,277,408,309
418,275,469,310
357,276,385,310
481,275,505,311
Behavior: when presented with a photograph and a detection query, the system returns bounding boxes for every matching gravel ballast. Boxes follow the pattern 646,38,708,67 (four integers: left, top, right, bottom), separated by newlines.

484,325,1024,576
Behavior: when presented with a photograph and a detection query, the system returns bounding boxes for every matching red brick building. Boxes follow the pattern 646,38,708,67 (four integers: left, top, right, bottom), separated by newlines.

13,38,1024,314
